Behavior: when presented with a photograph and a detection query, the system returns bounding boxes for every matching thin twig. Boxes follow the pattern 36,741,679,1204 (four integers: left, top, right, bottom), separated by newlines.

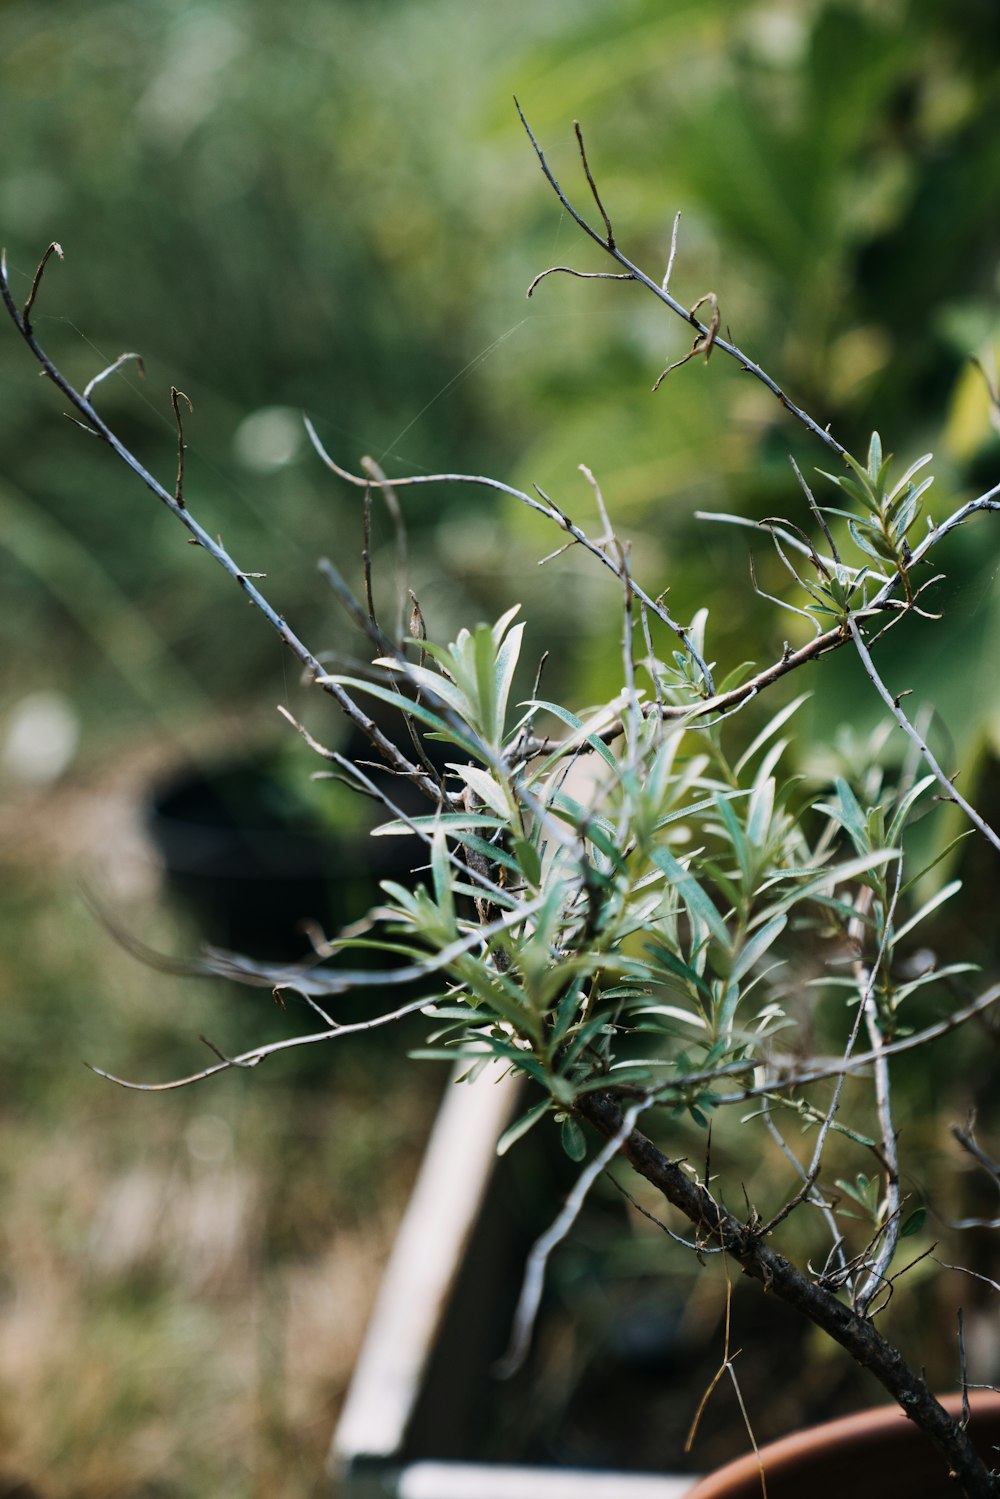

848,616,1000,855
959,1307,971,1429
526,265,633,298
574,119,615,248
789,453,840,560
608,1171,722,1252
758,981,871,1242
82,351,145,403
362,482,377,627
361,455,409,646
662,211,682,292
494,1092,653,1378
952,1117,1000,1192
21,240,63,330
577,1088,999,1498
170,387,192,507
854,863,905,1313
87,891,553,1090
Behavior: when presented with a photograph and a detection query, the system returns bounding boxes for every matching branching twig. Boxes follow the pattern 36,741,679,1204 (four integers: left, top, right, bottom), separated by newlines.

304,420,717,695
952,1117,1000,1194
0,250,446,803
514,102,847,460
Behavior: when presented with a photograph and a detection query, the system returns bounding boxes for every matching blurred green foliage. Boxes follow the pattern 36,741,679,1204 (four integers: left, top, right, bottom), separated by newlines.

3,0,1000,759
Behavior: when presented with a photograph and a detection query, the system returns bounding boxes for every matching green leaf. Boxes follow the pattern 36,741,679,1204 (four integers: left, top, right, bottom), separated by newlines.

651,847,731,951
373,811,507,836
430,825,455,928
491,602,523,650
900,1206,927,1239
634,1003,708,1031
449,761,513,818
522,704,619,775
826,778,869,854
494,617,525,737
733,693,808,777
728,913,787,986
892,879,962,943
885,773,936,846
889,489,919,540
550,977,587,1045
848,518,898,564
713,793,752,888
473,620,501,744
323,674,484,759
643,941,714,1005
821,468,880,514
512,837,542,888
746,775,775,850
560,1116,588,1162
496,1097,551,1156
887,452,933,501
372,657,472,722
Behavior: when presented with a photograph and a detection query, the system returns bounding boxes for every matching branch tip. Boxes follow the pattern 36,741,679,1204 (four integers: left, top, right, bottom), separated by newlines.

83,350,146,403
573,119,615,249
23,240,64,328
170,386,193,506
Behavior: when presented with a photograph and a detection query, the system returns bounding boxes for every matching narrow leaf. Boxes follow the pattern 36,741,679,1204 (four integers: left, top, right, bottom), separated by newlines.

650,847,730,950
497,1097,551,1156
728,913,787,986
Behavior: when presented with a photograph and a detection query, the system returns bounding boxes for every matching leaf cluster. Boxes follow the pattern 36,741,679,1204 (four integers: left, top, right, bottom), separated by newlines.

316,601,966,1171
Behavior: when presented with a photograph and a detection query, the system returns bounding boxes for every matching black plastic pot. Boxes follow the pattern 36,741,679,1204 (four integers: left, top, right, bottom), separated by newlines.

147,747,428,961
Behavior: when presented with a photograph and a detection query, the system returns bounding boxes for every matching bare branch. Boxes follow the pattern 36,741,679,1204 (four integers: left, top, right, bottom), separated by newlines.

514,102,847,459
789,453,840,561
0,261,450,802
361,455,409,646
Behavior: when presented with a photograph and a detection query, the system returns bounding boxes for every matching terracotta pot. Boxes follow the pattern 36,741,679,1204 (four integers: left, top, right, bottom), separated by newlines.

685,1391,1000,1499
